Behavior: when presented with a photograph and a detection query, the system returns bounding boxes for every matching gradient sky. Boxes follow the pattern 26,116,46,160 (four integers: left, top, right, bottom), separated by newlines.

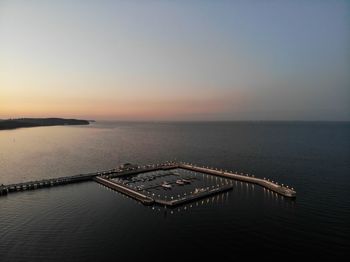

1,0,349,121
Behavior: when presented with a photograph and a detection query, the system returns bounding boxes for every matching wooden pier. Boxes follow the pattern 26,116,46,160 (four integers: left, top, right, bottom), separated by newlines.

0,173,96,196
0,163,177,197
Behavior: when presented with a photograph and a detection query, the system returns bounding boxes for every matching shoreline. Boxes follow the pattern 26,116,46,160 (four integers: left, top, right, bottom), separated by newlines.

0,118,91,130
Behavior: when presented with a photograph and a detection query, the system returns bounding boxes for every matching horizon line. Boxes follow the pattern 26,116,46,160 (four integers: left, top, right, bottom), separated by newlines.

1,117,349,123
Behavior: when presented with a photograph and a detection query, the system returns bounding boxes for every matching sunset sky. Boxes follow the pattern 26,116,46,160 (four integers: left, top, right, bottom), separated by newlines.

1,0,349,121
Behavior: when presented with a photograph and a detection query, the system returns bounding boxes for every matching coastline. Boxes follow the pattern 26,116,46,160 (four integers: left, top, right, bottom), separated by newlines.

0,118,91,130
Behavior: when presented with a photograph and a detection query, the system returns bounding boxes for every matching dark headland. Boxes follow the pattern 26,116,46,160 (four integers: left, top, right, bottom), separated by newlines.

0,118,91,130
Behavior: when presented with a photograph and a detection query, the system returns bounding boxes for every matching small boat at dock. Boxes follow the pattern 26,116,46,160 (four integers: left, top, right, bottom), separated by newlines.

181,179,191,184
176,179,185,185
161,182,172,189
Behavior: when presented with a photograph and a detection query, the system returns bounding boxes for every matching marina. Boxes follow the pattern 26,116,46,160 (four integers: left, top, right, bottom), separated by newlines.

0,162,296,205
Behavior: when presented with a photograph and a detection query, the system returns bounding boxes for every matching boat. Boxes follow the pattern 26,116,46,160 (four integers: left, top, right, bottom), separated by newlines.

181,179,191,184
176,179,185,185
161,182,172,189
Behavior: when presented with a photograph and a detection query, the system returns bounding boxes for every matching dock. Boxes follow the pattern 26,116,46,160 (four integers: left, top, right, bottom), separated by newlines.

178,163,296,198
0,173,96,195
0,161,296,204
0,163,177,196
154,184,233,207
93,176,154,205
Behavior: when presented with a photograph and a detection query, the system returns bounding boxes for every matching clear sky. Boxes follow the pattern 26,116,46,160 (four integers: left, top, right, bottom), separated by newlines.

0,0,349,121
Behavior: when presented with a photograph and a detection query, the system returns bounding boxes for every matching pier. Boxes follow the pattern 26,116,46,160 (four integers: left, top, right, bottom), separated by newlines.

178,163,296,198
154,184,233,206
94,176,154,205
0,173,96,195
0,161,296,204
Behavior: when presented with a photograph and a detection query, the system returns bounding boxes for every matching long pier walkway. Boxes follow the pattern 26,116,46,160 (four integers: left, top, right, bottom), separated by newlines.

0,163,176,196
0,173,96,195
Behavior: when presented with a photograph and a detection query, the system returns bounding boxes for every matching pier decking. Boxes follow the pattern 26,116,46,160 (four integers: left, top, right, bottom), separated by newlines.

0,161,296,205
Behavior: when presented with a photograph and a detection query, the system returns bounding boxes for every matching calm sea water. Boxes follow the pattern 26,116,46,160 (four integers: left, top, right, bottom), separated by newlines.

0,121,349,260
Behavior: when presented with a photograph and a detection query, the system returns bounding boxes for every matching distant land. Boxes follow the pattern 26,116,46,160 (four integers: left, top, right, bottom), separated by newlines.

0,118,91,130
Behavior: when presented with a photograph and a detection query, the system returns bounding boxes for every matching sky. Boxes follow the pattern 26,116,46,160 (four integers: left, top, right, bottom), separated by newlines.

0,0,349,121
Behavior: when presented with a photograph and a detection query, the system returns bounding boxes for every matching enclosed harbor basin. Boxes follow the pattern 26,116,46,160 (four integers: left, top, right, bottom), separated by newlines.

1,162,296,207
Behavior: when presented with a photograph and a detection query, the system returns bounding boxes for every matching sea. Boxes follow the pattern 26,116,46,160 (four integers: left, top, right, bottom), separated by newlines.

0,121,349,260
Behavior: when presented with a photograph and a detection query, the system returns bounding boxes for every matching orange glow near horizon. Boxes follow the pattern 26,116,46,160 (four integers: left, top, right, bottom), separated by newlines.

0,89,244,120
0,64,246,120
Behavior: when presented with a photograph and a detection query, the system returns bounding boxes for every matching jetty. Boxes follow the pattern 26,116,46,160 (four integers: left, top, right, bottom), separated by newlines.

0,173,96,195
179,163,296,198
0,161,296,205
94,176,154,205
